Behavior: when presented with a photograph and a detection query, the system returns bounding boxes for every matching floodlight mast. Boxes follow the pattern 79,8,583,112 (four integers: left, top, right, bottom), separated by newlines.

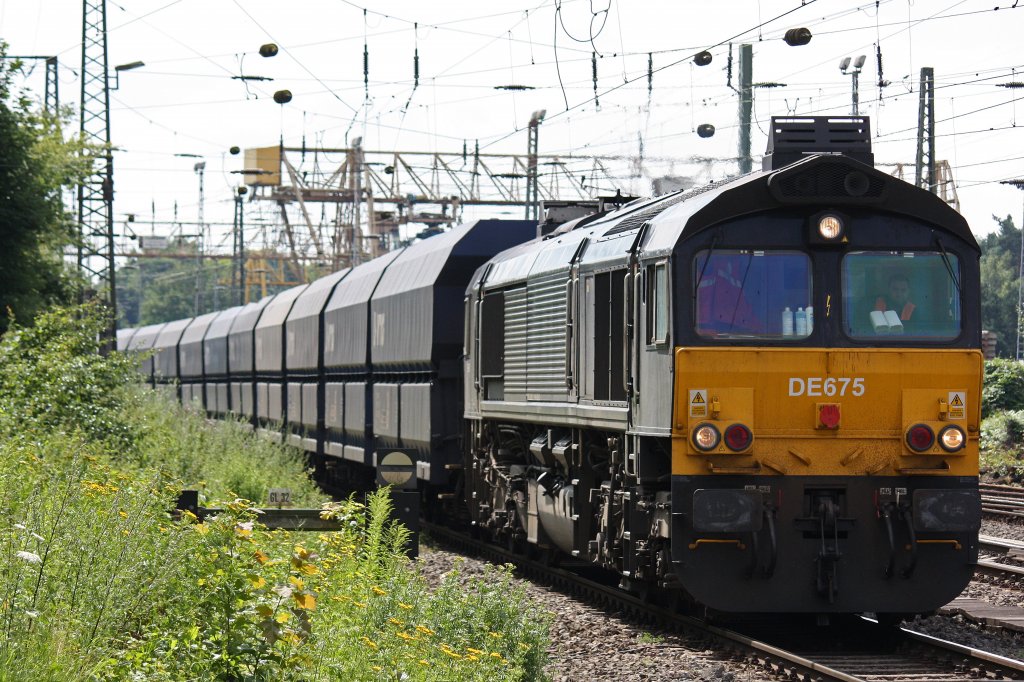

840,55,866,115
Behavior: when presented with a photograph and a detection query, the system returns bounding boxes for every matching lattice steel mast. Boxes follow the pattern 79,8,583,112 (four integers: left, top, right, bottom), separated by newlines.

77,0,116,341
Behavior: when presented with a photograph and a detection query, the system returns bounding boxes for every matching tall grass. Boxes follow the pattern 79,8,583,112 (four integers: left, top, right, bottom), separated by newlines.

0,305,551,680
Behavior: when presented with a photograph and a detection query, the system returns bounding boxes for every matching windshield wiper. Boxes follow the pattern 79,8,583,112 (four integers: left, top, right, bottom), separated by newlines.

727,253,754,331
693,232,720,301
932,232,962,298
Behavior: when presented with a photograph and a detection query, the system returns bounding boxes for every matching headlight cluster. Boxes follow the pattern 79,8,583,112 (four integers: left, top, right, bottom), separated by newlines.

692,423,753,452
905,423,966,453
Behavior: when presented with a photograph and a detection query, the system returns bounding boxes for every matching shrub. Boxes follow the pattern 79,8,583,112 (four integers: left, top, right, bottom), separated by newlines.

983,358,1024,417
0,305,552,680
121,387,324,507
0,303,138,448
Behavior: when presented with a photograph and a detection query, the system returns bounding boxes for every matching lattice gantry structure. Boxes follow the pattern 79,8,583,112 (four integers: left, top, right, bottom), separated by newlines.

244,144,626,271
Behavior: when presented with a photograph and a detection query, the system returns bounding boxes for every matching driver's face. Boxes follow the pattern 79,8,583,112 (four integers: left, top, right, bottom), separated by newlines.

889,280,909,306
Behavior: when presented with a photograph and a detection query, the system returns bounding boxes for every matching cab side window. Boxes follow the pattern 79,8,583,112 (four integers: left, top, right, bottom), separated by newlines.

647,261,669,345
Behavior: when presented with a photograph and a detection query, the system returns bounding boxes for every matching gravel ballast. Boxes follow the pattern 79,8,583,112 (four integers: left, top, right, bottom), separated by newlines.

413,517,1024,680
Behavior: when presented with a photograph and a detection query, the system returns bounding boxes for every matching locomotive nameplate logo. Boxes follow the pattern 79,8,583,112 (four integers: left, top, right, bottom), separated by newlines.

948,391,966,420
689,389,708,418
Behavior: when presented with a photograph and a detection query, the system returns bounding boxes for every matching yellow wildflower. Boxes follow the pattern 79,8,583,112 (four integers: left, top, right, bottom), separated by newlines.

415,625,435,636
398,602,413,610
371,586,387,596
359,636,378,650
467,648,483,655
388,618,404,626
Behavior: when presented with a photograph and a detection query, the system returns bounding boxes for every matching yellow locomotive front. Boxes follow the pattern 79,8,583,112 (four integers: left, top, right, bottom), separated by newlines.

672,346,981,613
667,119,981,615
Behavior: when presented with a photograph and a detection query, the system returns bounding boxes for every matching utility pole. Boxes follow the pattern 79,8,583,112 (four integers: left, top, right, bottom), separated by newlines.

350,137,364,265
1002,179,1024,360
737,44,753,175
193,161,206,315
233,186,248,305
526,109,546,221
78,0,117,345
915,67,936,193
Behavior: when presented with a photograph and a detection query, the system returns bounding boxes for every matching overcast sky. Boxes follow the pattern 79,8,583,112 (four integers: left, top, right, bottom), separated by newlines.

3,0,1023,257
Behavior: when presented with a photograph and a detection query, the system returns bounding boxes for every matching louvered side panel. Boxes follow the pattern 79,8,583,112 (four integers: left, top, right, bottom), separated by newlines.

503,286,529,399
527,273,569,400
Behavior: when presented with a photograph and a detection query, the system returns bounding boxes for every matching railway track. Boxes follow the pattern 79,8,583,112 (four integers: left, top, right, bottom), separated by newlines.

976,534,1024,586
980,482,1024,518
424,521,1024,681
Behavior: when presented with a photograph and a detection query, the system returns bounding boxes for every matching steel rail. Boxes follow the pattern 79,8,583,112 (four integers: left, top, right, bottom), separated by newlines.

422,521,1024,682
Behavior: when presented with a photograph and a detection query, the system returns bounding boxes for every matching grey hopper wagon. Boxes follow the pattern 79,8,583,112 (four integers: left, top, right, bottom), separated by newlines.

202,306,244,415
178,311,220,411
285,269,350,453
254,284,309,434
227,296,273,425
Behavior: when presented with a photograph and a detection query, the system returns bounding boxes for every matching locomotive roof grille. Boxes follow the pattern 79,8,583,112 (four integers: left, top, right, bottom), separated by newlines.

767,158,888,204
763,116,873,171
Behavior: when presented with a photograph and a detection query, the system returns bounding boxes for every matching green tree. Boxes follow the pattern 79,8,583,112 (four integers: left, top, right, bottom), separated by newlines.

0,45,90,333
116,239,234,327
980,214,1021,357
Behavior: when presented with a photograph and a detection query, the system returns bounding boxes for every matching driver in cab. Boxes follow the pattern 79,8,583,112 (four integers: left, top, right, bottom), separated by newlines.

875,274,915,321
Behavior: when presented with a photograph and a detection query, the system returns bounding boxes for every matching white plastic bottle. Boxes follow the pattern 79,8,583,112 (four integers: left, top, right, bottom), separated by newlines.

805,306,814,333
795,307,808,336
782,307,794,336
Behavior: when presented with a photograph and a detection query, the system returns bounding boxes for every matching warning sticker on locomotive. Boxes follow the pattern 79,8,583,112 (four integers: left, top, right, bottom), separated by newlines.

689,389,708,418
948,391,966,420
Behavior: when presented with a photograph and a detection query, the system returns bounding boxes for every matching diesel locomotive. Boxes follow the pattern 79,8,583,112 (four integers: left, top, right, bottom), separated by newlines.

120,116,982,617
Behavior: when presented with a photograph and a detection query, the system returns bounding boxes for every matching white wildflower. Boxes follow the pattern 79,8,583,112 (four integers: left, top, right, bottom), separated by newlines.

16,551,41,564
13,524,26,531
31,533,45,543
24,610,39,619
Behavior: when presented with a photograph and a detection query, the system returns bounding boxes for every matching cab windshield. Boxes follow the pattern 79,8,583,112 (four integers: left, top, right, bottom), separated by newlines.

842,251,961,340
694,250,812,340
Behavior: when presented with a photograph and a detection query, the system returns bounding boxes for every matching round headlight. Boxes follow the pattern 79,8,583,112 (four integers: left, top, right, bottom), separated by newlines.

906,423,935,452
724,423,753,452
692,423,721,452
818,214,843,240
939,425,966,452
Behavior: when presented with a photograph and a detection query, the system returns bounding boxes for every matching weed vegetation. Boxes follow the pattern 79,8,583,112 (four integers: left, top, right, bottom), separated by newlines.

0,305,550,680
980,359,1024,479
